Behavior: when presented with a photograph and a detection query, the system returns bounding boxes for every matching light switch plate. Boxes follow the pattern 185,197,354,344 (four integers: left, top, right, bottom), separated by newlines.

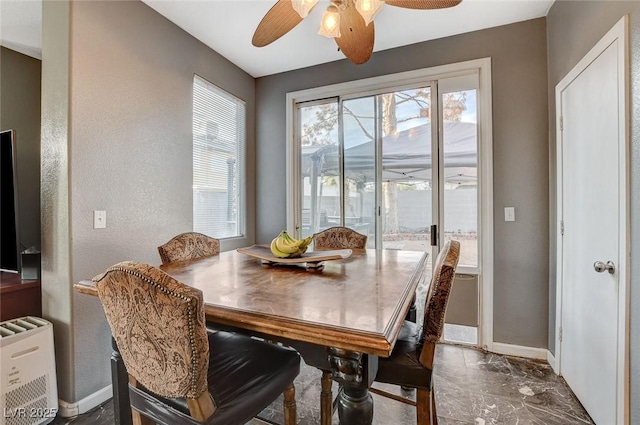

504,207,515,222
94,210,107,229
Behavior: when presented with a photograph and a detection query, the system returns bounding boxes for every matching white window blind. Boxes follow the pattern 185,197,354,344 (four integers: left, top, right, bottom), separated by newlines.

193,75,246,239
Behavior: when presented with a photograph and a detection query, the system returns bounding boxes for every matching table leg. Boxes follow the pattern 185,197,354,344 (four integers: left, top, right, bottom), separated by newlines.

111,337,132,425
328,348,378,425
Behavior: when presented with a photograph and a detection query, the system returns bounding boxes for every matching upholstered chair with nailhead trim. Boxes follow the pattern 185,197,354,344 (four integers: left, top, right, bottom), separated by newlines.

94,261,300,425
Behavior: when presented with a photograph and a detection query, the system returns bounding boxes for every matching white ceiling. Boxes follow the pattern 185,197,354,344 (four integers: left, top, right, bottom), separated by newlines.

0,0,43,59
0,0,554,77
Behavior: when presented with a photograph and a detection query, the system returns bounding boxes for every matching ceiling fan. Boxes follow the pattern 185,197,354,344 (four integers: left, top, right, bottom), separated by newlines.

252,0,462,65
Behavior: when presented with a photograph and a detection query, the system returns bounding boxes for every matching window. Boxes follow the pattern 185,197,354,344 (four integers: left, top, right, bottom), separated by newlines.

193,75,246,239
440,77,479,268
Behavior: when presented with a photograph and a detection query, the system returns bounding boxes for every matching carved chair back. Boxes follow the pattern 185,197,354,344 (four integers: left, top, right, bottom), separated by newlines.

312,226,368,250
94,261,210,400
419,240,460,368
158,232,220,265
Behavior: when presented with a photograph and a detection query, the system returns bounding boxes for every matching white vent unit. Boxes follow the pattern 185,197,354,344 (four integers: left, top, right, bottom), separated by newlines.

1,317,58,425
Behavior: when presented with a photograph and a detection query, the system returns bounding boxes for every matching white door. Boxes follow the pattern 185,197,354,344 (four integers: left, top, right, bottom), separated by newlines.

557,19,628,425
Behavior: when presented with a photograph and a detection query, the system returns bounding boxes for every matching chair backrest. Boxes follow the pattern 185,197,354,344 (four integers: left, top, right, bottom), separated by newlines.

312,226,368,250
94,261,209,400
158,232,220,265
420,240,460,353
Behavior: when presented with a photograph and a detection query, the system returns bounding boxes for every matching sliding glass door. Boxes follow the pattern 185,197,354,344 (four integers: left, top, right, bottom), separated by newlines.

439,75,479,345
296,85,439,252
298,99,340,238
376,87,435,251
440,75,479,269
342,96,377,246
288,62,491,349
295,75,479,270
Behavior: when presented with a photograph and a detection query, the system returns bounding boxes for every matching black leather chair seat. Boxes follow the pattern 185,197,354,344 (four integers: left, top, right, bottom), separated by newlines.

129,331,300,425
375,320,432,390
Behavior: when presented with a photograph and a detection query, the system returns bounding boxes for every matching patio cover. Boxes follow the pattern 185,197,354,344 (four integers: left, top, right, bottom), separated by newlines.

301,121,477,185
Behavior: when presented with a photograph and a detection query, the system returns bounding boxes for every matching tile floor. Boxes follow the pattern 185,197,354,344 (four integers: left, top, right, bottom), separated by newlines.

50,343,593,425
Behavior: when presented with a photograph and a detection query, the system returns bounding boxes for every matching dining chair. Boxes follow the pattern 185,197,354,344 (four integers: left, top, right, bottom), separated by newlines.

370,240,460,425
312,226,370,424
157,232,220,265
312,227,417,321
312,226,368,250
158,232,224,334
94,261,300,425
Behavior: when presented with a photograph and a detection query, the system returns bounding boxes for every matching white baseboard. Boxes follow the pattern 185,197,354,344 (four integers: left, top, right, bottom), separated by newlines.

490,342,548,360
547,350,559,374
58,385,112,417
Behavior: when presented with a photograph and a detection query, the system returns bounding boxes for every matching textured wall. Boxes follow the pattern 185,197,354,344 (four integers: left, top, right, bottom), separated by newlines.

40,0,73,401
256,19,550,348
41,0,256,403
547,1,640,421
0,47,41,251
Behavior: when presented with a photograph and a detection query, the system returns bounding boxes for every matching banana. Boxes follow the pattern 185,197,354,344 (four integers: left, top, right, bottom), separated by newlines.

270,231,310,258
270,237,290,258
275,231,300,254
281,231,299,245
300,236,313,248
288,233,311,247
288,235,313,257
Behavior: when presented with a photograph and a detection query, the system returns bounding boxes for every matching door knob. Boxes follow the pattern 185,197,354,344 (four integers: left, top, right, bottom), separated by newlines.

594,260,615,274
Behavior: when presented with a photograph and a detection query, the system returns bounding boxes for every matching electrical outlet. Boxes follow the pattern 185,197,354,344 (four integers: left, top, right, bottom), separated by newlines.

94,210,107,229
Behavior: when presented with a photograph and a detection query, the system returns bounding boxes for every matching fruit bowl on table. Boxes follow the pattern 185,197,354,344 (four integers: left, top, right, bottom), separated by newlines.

236,245,352,269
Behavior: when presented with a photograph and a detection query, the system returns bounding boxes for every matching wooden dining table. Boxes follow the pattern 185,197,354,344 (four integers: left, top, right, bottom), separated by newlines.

75,247,429,425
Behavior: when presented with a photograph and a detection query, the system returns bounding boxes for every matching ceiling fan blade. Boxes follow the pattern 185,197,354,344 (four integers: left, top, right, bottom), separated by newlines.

252,0,304,47
385,0,462,10
335,6,374,64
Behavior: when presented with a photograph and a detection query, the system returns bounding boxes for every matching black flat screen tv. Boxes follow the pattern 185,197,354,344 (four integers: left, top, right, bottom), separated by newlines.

1,129,20,273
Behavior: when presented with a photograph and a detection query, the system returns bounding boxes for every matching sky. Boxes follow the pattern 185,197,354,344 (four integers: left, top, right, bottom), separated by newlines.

301,87,477,149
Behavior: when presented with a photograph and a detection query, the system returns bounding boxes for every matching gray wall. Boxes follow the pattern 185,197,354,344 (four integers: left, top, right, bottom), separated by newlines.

256,19,550,348
42,0,256,403
546,1,640,421
1,47,41,251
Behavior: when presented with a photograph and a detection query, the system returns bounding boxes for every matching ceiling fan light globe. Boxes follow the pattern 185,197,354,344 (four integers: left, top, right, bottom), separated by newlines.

291,0,319,18
355,0,384,26
318,8,341,38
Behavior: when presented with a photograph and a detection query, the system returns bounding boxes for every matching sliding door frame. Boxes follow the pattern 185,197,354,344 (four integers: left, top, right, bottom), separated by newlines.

285,58,494,350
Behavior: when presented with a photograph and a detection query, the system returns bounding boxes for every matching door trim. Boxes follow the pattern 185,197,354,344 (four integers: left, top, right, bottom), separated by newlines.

555,16,629,424
477,59,494,352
